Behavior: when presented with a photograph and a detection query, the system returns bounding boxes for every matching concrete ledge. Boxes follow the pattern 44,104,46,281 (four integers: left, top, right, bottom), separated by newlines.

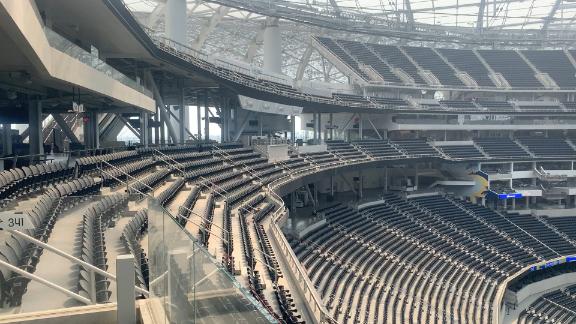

0,304,117,324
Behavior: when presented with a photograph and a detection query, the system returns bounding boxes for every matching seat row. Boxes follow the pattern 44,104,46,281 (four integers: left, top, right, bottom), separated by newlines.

76,150,138,174
101,159,157,187
120,209,149,293
0,161,73,205
78,194,129,303
128,169,170,195
156,178,185,207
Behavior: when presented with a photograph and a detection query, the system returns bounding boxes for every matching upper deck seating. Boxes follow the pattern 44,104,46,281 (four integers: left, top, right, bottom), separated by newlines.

437,48,495,87
477,50,542,88
403,46,464,86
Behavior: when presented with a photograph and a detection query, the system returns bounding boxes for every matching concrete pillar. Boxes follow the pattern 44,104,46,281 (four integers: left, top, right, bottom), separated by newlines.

179,86,185,144
317,113,322,144
263,18,282,74
140,113,149,147
165,0,186,44
84,112,99,149
204,90,209,142
290,115,296,144
290,192,297,232
358,113,363,140
2,124,12,156
197,98,202,143
154,111,160,145
116,255,136,324
415,165,419,190
312,114,317,144
159,106,166,145
28,101,43,160
359,170,364,200
329,113,334,140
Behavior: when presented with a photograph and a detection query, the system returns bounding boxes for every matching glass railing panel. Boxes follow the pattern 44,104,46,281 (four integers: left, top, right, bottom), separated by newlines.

0,193,143,316
147,198,276,323
43,27,152,97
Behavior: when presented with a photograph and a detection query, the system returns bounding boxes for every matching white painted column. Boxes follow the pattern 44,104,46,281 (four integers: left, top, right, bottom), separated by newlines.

263,18,282,74
116,255,136,324
165,0,187,44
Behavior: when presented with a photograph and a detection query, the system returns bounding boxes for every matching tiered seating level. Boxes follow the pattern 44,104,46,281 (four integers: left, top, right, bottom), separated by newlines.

391,138,440,156
522,50,576,88
351,140,404,159
518,284,576,323
367,43,426,84
437,48,495,87
294,194,576,324
402,46,464,86
477,50,542,88
517,137,576,158
474,138,532,159
316,37,369,81
336,39,401,83
437,145,486,159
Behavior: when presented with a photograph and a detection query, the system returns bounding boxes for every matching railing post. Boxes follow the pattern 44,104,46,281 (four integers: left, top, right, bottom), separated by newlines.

117,254,136,324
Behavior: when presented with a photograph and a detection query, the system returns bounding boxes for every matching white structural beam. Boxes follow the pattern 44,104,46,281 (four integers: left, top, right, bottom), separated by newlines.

295,44,313,81
166,0,187,44
543,0,562,31
244,24,265,62
192,6,231,50
147,3,166,28
263,17,282,74
328,0,341,15
477,0,487,32
404,0,414,30
52,114,81,144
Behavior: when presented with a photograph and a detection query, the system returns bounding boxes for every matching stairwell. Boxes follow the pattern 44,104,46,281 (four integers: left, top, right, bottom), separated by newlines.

473,49,511,88
513,139,536,158
397,46,437,86
516,50,557,89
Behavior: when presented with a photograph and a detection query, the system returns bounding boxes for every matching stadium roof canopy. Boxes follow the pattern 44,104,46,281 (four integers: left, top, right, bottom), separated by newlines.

125,0,576,82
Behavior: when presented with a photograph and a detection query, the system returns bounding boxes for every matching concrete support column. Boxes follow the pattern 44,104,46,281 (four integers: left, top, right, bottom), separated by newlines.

358,113,363,140
312,113,318,144
359,170,364,200
196,106,202,143
290,192,297,232
140,113,149,147
154,111,160,145
329,113,333,140
116,255,136,324
178,86,185,144
28,101,43,160
330,175,335,198
290,115,296,144
263,18,282,74
317,113,322,144
84,111,99,149
415,165,419,190
204,90,209,142
2,124,12,156
165,0,186,44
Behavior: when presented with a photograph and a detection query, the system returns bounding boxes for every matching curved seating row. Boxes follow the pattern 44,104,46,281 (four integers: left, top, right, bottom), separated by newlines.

101,159,157,187
128,169,170,195
0,161,73,206
120,209,149,293
78,194,129,303
0,176,100,306
76,150,138,174
156,178,185,207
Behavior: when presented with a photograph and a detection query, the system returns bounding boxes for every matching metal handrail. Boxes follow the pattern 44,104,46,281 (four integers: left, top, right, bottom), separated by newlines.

153,149,186,175
98,160,154,197
8,230,149,296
